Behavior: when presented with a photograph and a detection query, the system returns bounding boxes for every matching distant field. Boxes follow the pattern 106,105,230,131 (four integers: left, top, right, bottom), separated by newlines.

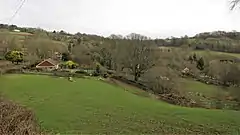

0,31,33,37
180,78,227,97
0,31,33,44
158,46,240,59
213,51,240,58
7,31,33,36
178,78,236,108
0,74,240,134
193,50,240,59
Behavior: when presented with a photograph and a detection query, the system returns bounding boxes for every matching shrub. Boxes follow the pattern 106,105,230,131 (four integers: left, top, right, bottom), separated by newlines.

5,68,22,74
53,70,71,77
197,57,205,70
0,97,40,135
75,70,89,76
92,71,100,77
4,51,24,64
102,73,109,78
66,61,78,69
62,61,79,69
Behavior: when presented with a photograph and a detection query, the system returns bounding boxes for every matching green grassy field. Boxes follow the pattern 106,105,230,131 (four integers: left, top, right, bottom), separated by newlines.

180,78,228,97
178,78,236,108
0,74,240,134
159,46,240,59
193,50,240,59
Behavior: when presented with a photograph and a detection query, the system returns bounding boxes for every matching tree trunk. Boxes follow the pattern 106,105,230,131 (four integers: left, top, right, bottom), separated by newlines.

134,65,140,81
134,72,138,81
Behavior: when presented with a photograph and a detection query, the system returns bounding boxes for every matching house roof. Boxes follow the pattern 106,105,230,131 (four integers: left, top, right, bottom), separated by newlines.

36,58,59,67
45,58,59,65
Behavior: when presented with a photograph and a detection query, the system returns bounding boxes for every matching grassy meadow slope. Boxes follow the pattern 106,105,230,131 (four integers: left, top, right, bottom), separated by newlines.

0,74,240,134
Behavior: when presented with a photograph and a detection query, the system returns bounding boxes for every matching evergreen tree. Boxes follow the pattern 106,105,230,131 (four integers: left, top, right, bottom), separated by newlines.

188,55,193,63
193,53,197,61
197,57,204,70
61,53,71,61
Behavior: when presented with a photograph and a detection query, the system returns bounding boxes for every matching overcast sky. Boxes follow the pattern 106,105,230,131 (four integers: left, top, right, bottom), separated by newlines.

0,0,240,38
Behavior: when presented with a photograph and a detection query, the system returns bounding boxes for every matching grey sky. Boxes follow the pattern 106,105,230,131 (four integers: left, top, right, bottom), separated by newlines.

0,0,240,38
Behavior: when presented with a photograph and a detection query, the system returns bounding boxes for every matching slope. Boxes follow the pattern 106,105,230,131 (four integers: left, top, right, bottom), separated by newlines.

0,74,240,134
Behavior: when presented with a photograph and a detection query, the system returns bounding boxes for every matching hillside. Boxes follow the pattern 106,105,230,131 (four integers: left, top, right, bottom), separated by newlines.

0,24,240,134
0,74,240,134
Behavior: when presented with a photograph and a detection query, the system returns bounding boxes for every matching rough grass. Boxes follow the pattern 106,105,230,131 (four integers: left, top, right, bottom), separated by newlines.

0,74,240,134
178,78,239,109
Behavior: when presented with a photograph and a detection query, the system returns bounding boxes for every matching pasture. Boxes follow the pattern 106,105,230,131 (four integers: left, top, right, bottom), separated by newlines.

0,74,240,134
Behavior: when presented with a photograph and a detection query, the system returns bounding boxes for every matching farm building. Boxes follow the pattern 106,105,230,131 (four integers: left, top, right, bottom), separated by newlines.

36,58,59,70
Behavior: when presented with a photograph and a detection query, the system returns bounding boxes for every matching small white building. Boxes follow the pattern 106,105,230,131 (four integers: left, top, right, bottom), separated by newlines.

13,29,20,32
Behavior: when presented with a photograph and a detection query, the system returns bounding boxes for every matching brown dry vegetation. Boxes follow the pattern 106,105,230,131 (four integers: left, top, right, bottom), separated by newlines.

0,96,42,135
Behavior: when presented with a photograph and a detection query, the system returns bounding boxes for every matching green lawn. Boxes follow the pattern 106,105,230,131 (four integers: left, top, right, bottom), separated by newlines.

179,78,228,97
0,74,240,134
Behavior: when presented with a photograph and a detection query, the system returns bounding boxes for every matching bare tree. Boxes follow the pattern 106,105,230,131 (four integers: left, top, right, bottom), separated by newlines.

230,0,240,10
109,34,123,39
125,33,150,40
208,61,240,86
142,66,178,94
92,39,118,70
120,40,156,81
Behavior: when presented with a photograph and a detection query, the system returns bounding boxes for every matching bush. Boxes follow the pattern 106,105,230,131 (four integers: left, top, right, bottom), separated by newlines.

102,73,108,78
53,70,71,77
4,51,24,64
197,57,205,70
92,71,100,77
75,70,89,76
60,61,79,69
5,68,22,74
0,97,40,135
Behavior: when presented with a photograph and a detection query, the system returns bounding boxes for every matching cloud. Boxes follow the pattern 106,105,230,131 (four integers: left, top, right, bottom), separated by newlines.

0,0,240,38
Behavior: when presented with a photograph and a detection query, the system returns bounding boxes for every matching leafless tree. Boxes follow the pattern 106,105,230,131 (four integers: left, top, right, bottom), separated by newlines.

208,61,240,86
120,40,156,81
142,66,178,94
109,34,123,39
230,0,240,10
125,33,150,40
92,39,118,70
